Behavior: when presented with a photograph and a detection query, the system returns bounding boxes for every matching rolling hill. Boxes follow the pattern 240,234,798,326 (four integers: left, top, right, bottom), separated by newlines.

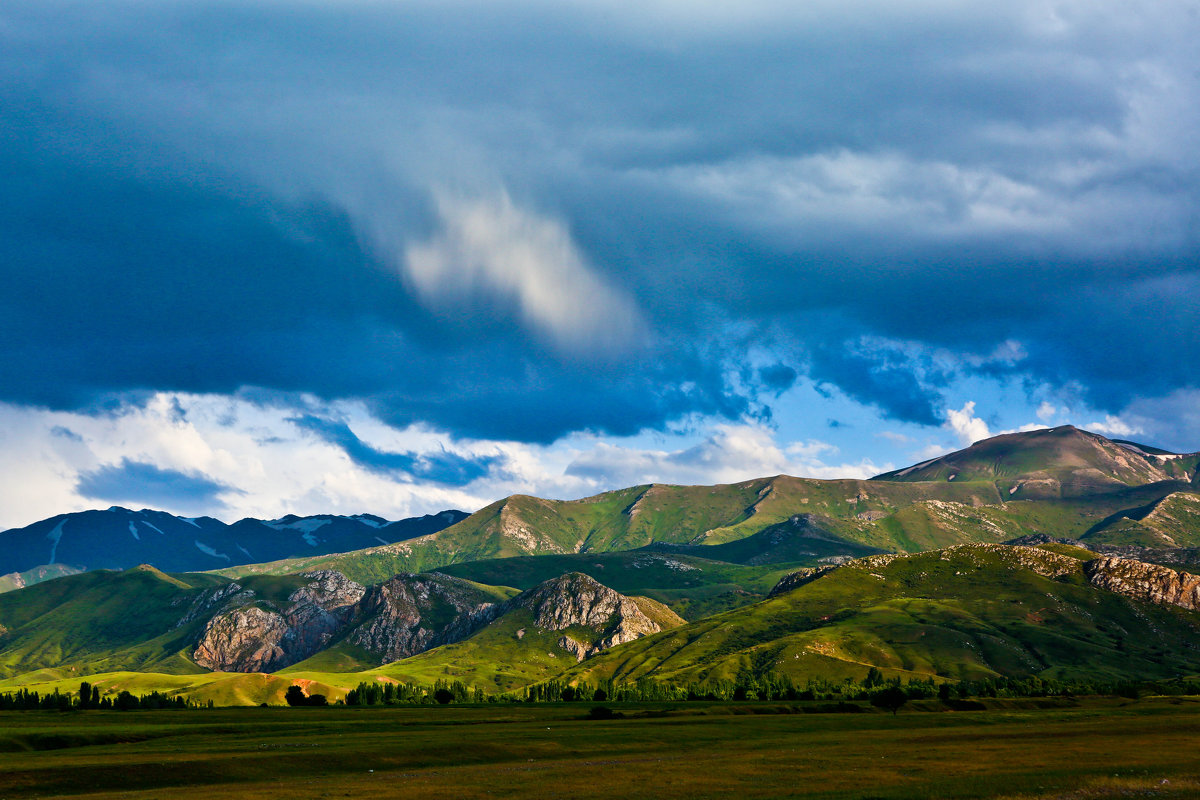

564,543,1200,686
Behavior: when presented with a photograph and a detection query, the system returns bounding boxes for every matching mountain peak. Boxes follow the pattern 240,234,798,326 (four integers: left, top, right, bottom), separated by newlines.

872,426,1176,494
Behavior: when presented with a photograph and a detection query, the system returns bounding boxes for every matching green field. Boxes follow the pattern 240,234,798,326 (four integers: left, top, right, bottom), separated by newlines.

2,700,1200,799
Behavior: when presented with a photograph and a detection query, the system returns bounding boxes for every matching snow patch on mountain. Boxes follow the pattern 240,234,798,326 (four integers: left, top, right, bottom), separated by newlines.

46,520,66,563
128,521,140,540
194,541,230,561
266,517,332,536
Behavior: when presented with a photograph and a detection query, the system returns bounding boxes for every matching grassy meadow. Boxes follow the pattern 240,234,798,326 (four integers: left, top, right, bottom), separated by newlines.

1,698,1200,799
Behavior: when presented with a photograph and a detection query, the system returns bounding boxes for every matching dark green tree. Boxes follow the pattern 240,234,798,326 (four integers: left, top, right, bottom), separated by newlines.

870,686,908,716
284,685,308,707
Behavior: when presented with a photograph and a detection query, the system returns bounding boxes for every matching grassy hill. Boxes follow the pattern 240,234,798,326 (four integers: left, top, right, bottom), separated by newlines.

0,566,230,679
434,550,804,620
1082,491,1200,547
563,544,1200,687
214,428,1200,582
872,426,1183,492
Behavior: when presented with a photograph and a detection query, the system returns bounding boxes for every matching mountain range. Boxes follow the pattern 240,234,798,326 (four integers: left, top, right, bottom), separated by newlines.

2,425,1199,704
0,508,469,587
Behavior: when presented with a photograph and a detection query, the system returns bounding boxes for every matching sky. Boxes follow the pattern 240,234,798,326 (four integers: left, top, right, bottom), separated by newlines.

1,0,1197,529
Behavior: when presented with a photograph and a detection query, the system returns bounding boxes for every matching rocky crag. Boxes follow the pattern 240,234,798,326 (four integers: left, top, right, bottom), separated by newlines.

1084,557,1200,611
189,569,671,671
349,573,502,662
502,572,673,661
192,571,366,671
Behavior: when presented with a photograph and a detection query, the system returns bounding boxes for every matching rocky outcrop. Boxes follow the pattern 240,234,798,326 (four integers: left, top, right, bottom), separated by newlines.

505,573,663,661
1084,557,1200,611
769,566,836,597
190,568,669,671
278,570,366,659
191,570,504,671
192,570,365,671
193,605,290,672
176,581,256,628
349,573,501,662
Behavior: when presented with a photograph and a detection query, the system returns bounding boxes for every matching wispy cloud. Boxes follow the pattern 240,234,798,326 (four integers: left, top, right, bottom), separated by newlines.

402,189,646,355
290,415,503,486
76,459,234,512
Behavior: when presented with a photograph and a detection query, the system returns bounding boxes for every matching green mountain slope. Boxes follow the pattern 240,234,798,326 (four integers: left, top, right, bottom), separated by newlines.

366,573,685,692
0,566,227,679
564,544,1200,686
0,564,84,594
1082,492,1200,547
873,425,1184,494
215,428,1199,582
434,551,804,620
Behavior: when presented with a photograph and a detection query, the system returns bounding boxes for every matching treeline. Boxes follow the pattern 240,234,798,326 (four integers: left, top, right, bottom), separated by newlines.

345,679,488,706
0,681,207,711
335,670,1200,709
518,668,1200,705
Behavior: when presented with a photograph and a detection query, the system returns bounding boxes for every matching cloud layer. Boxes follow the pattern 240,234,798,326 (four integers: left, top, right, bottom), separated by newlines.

0,0,1197,525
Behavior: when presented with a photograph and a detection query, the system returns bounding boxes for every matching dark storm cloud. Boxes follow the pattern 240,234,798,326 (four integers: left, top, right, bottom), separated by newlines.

1,0,1197,441
290,415,502,486
758,364,798,395
76,459,233,509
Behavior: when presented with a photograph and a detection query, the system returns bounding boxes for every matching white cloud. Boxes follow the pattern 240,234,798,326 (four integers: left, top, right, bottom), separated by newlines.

1114,390,1200,452
0,398,891,531
945,401,991,445
565,423,884,486
1036,401,1058,422
912,442,952,461
1087,414,1143,439
402,189,645,354
655,150,1068,242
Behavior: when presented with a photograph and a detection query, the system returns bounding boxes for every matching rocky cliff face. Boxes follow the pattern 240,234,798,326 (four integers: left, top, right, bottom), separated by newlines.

193,606,291,672
192,570,365,671
1084,557,1200,611
349,573,501,662
190,568,668,671
505,572,664,661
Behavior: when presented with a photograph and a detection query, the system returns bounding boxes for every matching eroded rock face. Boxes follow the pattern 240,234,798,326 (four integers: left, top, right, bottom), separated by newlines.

279,570,366,661
193,606,289,672
191,568,662,671
1084,557,1200,611
192,570,365,671
349,573,501,662
508,573,662,661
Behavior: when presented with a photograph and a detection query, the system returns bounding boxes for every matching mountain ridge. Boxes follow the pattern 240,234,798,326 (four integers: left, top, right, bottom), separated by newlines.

215,427,1200,582
0,508,469,584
